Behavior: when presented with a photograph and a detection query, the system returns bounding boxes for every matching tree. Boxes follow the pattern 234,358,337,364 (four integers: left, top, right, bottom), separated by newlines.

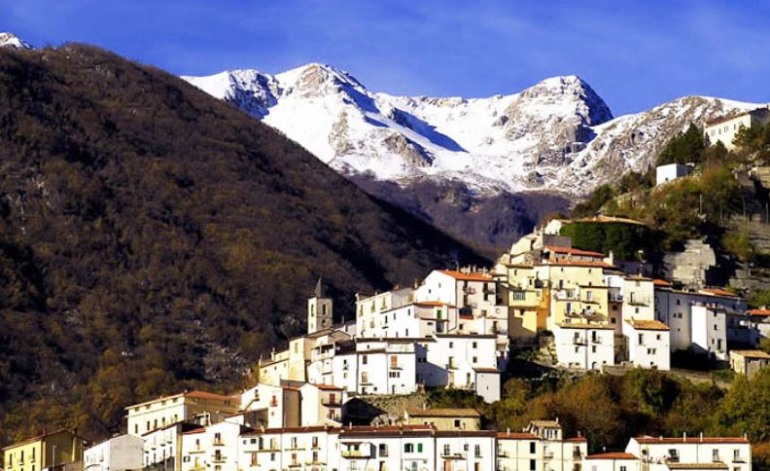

658,123,706,166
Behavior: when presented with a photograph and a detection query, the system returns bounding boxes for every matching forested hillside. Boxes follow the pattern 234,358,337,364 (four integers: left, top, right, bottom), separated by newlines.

0,44,485,444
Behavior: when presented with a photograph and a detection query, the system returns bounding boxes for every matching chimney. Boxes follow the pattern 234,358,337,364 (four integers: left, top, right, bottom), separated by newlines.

683,432,687,442
700,432,703,442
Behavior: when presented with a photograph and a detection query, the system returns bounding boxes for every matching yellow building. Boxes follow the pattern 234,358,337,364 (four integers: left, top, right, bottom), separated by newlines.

404,408,481,431
126,390,239,437
3,429,87,471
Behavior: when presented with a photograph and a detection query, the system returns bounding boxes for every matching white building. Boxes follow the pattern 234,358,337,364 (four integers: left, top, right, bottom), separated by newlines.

656,163,691,186
338,425,435,471
142,422,202,471
655,287,746,359
497,420,588,471
299,383,345,426
435,431,496,471
179,422,248,471
238,426,341,471
626,435,751,471
238,383,301,429
705,107,770,150
553,323,615,370
84,435,143,471
583,452,639,471
623,319,671,370
424,334,501,403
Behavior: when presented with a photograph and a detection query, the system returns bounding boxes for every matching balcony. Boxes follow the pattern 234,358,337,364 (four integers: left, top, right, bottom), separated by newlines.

627,297,651,307
497,450,509,458
543,451,554,459
463,286,476,294
591,336,602,344
341,450,373,459
212,456,226,464
446,363,458,370
712,455,722,463
213,439,224,446
442,452,466,460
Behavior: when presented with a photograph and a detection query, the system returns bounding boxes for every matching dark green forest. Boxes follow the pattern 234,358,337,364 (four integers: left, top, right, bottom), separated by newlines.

0,44,486,444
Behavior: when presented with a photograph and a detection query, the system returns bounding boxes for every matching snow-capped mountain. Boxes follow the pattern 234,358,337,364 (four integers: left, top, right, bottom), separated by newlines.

183,64,762,198
0,33,33,50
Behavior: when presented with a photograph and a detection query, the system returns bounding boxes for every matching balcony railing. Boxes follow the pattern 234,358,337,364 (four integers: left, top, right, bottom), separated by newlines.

341,450,373,459
441,452,466,460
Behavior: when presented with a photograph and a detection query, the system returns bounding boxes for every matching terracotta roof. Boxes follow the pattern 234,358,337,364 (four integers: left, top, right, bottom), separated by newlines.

749,308,770,317
585,452,637,460
565,437,588,442
438,270,494,282
634,436,749,444
653,279,673,287
730,350,770,359
2,429,89,450
540,260,617,269
529,420,561,428
700,288,736,298
667,464,728,470
406,408,480,418
311,383,344,391
473,367,501,373
181,428,205,435
626,319,670,331
705,108,766,127
497,432,538,440
544,245,605,257
574,215,646,226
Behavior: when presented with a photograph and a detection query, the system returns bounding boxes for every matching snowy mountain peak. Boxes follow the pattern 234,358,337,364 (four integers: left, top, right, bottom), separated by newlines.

0,33,33,50
183,64,762,196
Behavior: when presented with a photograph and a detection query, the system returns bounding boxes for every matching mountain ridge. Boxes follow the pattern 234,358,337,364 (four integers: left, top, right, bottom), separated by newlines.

184,64,763,196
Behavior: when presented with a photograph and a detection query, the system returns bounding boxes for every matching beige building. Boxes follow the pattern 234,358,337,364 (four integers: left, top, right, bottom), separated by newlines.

3,430,87,471
497,420,587,471
730,349,770,378
705,107,770,150
126,390,239,437
404,408,481,431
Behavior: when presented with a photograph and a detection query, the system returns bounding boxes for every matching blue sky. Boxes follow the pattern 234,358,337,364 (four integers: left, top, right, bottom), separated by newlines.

2,0,769,115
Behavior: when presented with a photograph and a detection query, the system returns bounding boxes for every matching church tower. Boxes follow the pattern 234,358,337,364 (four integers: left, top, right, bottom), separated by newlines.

308,277,333,334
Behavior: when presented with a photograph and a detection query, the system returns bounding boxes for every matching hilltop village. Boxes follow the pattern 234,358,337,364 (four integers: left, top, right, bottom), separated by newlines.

4,214,766,471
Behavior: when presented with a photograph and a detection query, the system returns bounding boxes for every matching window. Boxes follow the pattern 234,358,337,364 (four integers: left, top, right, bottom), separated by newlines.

379,444,388,457
472,341,478,349
444,444,451,456
713,449,720,462
591,346,596,353
530,442,536,454
474,444,481,457
404,444,414,453
362,354,368,365
530,459,536,470
417,443,423,453
620,467,627,471
472,356,478,363
734,449,741,461
250,452,258,466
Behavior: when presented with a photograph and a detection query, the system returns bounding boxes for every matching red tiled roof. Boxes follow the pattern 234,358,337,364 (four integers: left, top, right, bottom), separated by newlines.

406,408,480,418
653,279,673,287
749,309,770,317
626,319,670,331
634,436,749,444
700,288,736,298
438,270,494,282
545,246,605,257
312,383,343,391
497,432,539,440
540,260,617,269
586,452,637,460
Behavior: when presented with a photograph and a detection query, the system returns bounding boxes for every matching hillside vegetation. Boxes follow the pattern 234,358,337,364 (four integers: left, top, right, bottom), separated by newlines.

572,120,770,279
0,44,486,444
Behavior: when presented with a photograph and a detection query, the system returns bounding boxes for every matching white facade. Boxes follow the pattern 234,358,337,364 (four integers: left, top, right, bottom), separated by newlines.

691,304,728,360
584,452,639,471
423,335,500,402
623,277,655,321
655,288,746,358
298,383,344,426
553,324,615,370
238,383,299,429
626,436,751,471
338,426,435,471
84,435,143,471
623,320,671,370
705,107,770,150
656,163,691,186
435,432,496,471
180,422,244,471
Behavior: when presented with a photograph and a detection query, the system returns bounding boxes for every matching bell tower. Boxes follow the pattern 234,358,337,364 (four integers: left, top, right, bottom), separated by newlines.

308,277,333,334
